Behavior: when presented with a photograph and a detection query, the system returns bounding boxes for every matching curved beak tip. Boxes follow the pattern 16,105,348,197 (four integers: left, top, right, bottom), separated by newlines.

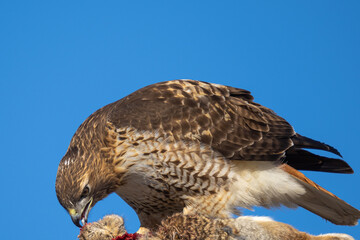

69,198,93,228
71,215,82,228
69,198,92,228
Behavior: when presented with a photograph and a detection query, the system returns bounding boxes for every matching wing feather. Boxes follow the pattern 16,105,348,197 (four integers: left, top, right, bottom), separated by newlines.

107,80,352,173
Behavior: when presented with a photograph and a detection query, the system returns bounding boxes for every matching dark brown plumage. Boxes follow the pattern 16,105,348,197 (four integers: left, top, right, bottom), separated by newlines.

55,79,360,230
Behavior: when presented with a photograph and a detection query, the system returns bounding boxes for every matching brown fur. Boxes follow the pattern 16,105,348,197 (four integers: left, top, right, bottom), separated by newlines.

78,214,354,240
78,215,126,240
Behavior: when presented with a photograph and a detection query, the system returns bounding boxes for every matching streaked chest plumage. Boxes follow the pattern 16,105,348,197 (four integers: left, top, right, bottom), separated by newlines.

109,126,234,225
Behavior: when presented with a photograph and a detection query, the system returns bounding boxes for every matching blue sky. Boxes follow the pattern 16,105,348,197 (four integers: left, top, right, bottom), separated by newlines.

1,1,359,239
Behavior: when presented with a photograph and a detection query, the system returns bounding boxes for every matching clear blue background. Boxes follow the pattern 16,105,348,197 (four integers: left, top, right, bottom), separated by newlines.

1,1,359,239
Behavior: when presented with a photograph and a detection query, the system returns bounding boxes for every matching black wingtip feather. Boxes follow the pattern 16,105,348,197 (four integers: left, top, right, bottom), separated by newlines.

291,134,342,157
285,148,353,174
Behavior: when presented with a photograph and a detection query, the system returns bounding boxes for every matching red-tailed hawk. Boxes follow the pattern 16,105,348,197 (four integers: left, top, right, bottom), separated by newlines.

55,80,360,230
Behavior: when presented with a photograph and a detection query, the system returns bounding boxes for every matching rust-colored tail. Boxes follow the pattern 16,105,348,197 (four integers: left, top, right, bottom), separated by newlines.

281,164,360,225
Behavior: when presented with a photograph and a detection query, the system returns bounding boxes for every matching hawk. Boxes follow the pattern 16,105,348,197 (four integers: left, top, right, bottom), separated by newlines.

55,80,360,230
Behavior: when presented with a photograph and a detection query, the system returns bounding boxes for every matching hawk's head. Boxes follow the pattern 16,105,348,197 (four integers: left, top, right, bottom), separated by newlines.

55,137,118,227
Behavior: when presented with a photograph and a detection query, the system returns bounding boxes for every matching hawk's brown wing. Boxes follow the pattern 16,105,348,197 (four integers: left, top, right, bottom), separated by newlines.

107,79,351,173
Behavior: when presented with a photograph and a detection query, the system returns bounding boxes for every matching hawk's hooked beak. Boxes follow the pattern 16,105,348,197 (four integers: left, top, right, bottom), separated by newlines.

69,197,93,228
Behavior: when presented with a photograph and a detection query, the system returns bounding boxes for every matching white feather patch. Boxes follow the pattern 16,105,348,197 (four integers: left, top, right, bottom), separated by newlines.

229,161,306,209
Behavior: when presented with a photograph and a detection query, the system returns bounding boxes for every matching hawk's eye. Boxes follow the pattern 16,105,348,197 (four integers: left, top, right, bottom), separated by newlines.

80,185,90,199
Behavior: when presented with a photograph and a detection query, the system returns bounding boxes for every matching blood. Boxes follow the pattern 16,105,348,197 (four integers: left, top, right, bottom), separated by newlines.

112,233,141,240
